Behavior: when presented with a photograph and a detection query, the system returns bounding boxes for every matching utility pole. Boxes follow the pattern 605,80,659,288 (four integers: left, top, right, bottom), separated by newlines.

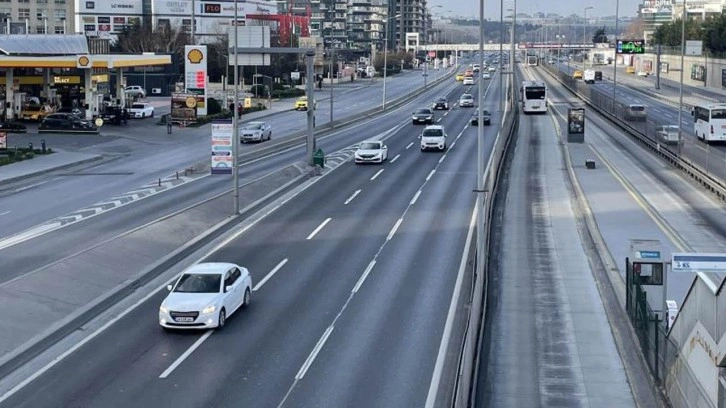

191,0,196,45
232,0,239,214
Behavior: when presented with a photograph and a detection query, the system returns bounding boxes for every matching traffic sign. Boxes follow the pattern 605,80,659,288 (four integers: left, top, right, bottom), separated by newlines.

616,40,645,54
672,253,726,272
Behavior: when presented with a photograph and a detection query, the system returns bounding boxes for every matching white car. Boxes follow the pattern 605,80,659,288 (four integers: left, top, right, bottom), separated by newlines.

482,72,491,79
128,102,154,118
463,76,474,85
355,140,388,164
159,262,252,330
459,93,475,107
420,125,447,151
488,66,496,72
636,70,649,77
240,121,272,143
656,125,680,144
124,85,146,99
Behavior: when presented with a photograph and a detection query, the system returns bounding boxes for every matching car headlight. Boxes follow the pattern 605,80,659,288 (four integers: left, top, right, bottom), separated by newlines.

202,305,216,314
160,305,169,314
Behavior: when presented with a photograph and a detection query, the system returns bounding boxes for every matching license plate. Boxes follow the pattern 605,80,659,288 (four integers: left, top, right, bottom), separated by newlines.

175,317,194,322
721,125,726,129
533,105,540,109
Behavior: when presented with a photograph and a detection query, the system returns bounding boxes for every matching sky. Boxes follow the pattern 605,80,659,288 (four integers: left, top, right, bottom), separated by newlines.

427,0,641,20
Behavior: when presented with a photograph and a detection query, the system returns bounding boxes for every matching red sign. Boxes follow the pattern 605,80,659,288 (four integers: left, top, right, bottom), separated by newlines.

428,51,436,57
0,131,6,149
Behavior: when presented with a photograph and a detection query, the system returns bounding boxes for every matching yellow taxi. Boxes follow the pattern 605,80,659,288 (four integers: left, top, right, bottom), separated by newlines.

625,66,635,74
294,96,317,111
455,73,465,81
573,69,583,79
21,104,53,121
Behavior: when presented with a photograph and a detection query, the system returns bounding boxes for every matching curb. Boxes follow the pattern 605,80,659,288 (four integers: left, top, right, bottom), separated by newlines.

0,154,104,187
0,166,312,380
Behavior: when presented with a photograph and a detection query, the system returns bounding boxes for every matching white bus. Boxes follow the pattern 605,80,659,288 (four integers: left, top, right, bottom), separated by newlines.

527,55,538,66
693,103,726,142
520,80,547,114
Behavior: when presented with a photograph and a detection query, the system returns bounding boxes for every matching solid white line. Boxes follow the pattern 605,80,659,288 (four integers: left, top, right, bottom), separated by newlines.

0,211,9,216
12,179,52,193
386,218,403,241
426,169,436,181
406,142,414,150
295,325,334,379
0,223,62,251
390,154,401,163
159,330,214,378
306,217,332,240
370,169,384,181
451,140,457,148
410,190,422,205
352,260,376,294
425,205,478,407
344,189,361,205
438,155,446,163
254,258,288,291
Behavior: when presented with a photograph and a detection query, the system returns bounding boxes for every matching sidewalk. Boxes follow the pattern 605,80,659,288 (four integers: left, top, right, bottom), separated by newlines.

0,150,102,186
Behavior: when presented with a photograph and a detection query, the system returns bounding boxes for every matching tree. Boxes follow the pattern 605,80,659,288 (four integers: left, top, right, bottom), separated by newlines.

624,17,645,40
701,14,726,54
592,26,608,43
653,18,701,47
112,21,190,55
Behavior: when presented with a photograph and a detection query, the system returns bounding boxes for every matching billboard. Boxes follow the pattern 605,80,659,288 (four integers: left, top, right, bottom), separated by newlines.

170,92,198,125
211,121,233,175
567,108,585,143
616,40,645,54
184,45,208,116
151,0,247,16
78,0,143,14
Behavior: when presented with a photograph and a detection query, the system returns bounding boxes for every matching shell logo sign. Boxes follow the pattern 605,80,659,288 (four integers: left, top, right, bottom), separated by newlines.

77,55,91,69
187,48,204,64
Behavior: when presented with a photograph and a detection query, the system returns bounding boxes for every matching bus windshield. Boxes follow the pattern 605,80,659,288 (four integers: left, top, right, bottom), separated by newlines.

711,109,726,119
524,87,546,100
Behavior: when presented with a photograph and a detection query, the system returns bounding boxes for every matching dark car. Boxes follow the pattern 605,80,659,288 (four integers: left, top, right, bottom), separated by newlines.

433,97,449,110
412,108,435,125
39,113,97,133
56,107,85,118
99,106,129,125
470,109,491,126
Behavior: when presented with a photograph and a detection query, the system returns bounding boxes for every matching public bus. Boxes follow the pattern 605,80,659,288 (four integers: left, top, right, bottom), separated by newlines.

520,80,547,114
693,103,726,142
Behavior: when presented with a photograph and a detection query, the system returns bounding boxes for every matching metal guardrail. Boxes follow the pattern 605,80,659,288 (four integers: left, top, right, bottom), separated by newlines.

451,73,520,407
540,63,726,202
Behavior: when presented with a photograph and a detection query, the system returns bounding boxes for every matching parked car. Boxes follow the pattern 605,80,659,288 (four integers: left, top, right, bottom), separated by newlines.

159,262,252,330
624,104,647,121
56,107,85,118
99,106,129,125
39,113,97,133
470,109,491,126
240,121,272,143
459,93,475,107
124,85,146,99
128,102,155,118
433,97,449,110
354,140,388,164
656,125,680,144
412,108,435,125
420,125,447,151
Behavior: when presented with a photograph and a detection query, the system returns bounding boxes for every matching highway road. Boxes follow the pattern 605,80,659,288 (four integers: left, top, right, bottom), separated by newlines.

544,62,726,185
0,68,449,240
0,73,504,407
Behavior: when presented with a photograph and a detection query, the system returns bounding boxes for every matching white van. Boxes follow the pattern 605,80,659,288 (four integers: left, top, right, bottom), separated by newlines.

583,69,596,84
420,125,447,151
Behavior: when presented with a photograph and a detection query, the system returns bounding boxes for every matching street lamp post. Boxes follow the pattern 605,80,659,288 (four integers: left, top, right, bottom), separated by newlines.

677,0,686,155
611,0,620,112
232,0,239,214
382,14,402,110
584,7,593,68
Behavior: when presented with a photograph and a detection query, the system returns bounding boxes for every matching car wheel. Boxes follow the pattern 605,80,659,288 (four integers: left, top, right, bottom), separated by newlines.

217,308,226,329
151,111,154,118
243,288,251,308
142,113,145,118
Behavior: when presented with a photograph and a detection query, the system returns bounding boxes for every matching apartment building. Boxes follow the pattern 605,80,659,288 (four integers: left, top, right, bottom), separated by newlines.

347,0,387,50
388,0,428,51
0,0,72,34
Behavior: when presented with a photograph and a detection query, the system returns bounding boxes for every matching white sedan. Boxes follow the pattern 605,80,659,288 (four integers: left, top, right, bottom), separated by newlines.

355,140,388,164
159,262,252,330
240,121,272,143
128,102,154,118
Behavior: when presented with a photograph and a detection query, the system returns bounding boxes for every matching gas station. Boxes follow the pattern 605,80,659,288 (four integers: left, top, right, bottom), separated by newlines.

0,34,171,121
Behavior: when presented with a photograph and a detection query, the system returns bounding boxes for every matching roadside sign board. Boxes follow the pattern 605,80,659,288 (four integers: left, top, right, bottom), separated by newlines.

291,71,300,80
686,40,703,56
211,121,233,175
616,40,645,54
0,132,6,149
672,253,726,272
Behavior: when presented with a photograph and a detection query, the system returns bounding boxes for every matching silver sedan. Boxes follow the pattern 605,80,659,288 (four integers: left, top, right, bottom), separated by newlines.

240,121,272,143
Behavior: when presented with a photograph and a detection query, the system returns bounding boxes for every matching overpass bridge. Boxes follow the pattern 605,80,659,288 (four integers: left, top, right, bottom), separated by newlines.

415,43,597,52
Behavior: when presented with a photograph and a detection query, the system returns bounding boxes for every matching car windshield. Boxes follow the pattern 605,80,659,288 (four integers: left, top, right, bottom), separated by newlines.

131,104,144,109
436,98,447,103
461,95,473,100
415,109,432,115
630,106,645,112
173,273,221,293
244,123,263,130
423,128,443,137
359,142,381,150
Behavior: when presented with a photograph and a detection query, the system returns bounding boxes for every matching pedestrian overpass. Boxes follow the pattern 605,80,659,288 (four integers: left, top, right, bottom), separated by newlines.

415,43,596,52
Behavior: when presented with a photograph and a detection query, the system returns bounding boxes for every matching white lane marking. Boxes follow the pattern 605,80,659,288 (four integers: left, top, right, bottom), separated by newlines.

425,205,477,407
386,218,403,241
410,190,422,205
437,118,442,123
406,142,414,150
426,169,436,181
390,154,401,163
352,260,377,294
370,169,384,181
664,113,674,119
0,211,9,216
306,217,332,240
12,179,53,193
159,331,214,378
254,258,288,291
451,140,457,148
344,189,362,205
295,325,334,379
439,155,446,163
0,223,61,251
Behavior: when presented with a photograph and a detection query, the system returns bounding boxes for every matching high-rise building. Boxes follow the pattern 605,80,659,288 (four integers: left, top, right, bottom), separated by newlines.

388,0,429,51
347,0,387,51
0,0,72,35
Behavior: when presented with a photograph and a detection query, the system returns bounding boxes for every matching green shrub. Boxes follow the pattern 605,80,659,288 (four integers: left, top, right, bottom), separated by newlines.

250,84,269,98
271,88,305,99
207,98,222,115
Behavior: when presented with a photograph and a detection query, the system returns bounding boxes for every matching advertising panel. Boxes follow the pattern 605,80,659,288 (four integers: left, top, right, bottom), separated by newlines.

616,40,645,54
170,92,198,124
78,0,143,14
691,64,706,82
152,0,248,15
567,108,585,143
211,121,233,175
0,132,6,149
184,45,208,116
